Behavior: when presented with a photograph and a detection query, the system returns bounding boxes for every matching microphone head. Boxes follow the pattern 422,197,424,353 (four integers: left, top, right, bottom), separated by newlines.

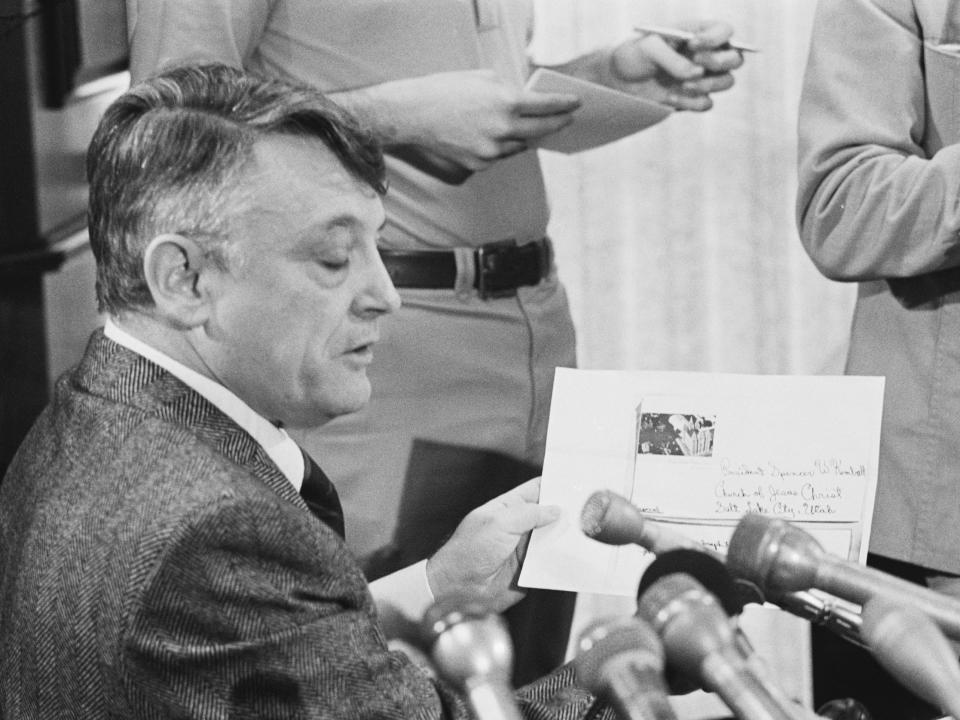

573,615,665,692
421,595,514,686
726,513,824,596
581,490,632,545
636,573,736,683
574,616,678,720
581,490,701,554
860,597,960,719
638,548,745,617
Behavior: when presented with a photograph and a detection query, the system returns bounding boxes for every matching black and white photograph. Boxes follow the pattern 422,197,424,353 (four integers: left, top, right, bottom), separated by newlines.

636,410,717,457
0,2,954,720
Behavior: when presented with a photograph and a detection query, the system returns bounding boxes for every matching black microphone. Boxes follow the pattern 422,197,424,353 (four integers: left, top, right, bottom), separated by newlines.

573,615,677,720
583,490,865,648
637,548,745,617
637,573,799,720
815,698,873,720
421,595,522,720
637,549,744,697
727,513,960,641
639,550,819,720
859,597,960,718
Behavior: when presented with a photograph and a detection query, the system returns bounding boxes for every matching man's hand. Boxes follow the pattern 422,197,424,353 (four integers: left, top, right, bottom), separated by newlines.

425,477,560,613
336,70,579,175
592,20,745,111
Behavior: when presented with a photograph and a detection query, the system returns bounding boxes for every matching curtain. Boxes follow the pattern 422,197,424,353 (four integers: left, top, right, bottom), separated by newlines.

532,0,854,376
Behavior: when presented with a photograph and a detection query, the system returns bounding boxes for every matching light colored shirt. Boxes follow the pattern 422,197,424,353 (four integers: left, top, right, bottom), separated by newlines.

125,0,550,251
104,318,434,618
797,0,960,574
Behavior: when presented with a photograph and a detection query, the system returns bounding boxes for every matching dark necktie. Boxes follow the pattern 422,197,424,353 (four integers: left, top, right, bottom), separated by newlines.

299,448,345,538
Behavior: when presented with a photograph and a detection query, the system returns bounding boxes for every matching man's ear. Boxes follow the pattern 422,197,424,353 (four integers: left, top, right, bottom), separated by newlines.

142,234,212,328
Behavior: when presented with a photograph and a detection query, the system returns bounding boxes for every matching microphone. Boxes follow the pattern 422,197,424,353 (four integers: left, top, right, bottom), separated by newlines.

636,573,796,720
727,513,960,641
581,489,705,555
859,597,960,718
815,698,873,720
639,550,820,720
379,602,439,677
582,491,865,648
767,589,865,649
572,615,677,720
637,548,745,617
421,595,522,720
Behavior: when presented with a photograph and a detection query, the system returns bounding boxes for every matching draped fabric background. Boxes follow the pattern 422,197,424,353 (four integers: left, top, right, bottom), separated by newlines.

529,0,851,704
531,0,854,376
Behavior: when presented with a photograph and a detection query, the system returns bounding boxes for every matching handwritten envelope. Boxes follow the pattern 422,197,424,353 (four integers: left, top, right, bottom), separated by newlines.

519,368,884,596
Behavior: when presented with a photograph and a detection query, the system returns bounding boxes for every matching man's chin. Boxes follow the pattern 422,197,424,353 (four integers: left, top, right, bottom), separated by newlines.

289,387,371,429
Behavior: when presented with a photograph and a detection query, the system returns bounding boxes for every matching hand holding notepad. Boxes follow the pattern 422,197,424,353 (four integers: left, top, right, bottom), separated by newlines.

525,69,673,154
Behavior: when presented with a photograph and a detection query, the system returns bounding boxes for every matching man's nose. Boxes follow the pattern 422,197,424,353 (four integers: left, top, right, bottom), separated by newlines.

353,251,401,317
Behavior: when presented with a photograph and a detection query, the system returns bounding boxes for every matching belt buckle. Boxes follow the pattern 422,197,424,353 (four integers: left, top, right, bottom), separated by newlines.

475,239,520,299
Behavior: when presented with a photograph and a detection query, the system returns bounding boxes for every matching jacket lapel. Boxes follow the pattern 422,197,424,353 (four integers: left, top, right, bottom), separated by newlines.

81,330,307,512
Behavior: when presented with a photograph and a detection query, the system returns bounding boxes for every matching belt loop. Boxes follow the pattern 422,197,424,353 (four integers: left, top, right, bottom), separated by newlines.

542,236,554,279
453,247,476,301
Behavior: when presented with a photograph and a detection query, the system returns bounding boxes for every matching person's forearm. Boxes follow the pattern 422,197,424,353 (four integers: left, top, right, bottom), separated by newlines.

328,79,439,148
539,48,615,86
797,0,960,281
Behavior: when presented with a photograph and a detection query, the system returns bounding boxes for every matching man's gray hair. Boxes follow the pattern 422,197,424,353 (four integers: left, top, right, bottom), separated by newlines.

86,62,386,314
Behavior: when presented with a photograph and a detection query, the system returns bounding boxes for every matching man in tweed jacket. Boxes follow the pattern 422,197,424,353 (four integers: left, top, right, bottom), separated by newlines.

0,64,607,719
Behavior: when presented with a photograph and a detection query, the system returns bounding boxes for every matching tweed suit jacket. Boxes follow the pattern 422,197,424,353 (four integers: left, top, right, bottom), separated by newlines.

0,330,605,719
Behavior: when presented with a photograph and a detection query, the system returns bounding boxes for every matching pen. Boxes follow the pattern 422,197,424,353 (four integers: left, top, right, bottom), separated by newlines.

633,24,759,54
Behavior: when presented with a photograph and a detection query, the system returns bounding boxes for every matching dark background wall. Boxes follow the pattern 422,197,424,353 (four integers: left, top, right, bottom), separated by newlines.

0,0,128,476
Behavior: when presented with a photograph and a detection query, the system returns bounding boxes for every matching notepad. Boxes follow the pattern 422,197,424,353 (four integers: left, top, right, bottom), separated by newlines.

525,68,673,154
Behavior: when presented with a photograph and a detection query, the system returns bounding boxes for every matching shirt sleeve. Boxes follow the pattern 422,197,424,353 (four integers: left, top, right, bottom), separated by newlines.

125,0,275,83
369,559,436,623
796,0,960,282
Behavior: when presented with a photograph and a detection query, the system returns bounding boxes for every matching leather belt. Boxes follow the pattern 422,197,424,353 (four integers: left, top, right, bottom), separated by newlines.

379,238,552,299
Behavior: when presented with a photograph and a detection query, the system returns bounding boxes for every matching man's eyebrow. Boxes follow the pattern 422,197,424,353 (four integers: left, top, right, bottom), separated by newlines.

323,214,363,231
294,215,360,242
309,213,386,235
289,213,384,250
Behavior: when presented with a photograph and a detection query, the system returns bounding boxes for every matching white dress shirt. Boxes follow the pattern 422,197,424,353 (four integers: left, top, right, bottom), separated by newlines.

104,318,435,621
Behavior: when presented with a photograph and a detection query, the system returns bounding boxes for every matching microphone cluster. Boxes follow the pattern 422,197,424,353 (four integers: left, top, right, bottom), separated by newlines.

401,490,960,720
580,489,960,720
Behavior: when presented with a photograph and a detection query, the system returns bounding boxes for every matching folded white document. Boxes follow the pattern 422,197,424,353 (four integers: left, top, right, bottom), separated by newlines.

525,68,673,153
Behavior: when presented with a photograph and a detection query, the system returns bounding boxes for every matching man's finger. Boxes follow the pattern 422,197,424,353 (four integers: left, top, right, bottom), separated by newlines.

690,48,744,74
668,94,714,113
681,72,736,95
495,139,529,159
500,502,561,534
508,113,575,141
516,91,581,117
681,20,734,50
620,34,703,81
497,476,543,504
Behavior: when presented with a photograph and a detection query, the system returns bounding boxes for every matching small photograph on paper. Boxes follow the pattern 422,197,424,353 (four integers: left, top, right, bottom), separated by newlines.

636,410,717,458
